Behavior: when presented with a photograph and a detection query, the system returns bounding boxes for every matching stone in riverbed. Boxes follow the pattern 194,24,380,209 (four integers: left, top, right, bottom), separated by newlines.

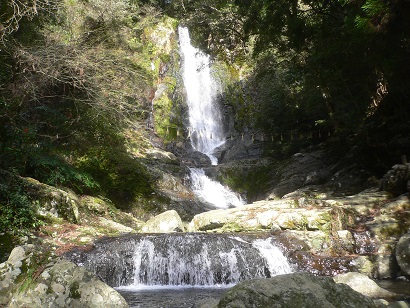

333,272,397,299
9,260,129,308
1,246,128,308
395,232,410,276
141,209,185,233
218,272,377,308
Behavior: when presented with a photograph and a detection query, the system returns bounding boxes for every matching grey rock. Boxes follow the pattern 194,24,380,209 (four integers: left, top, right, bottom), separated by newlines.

218,272,377,308
388,301,410,308
142,209,185,233
333,272,397,299
1,246,127,307
196,297,219,308
374,299,390,307
380,164,410,196
25,177,79,223
9,260,128,308
217,136,264,163
182,151,212,167
396,232,410,276
0,244,37,305
146,148,178,164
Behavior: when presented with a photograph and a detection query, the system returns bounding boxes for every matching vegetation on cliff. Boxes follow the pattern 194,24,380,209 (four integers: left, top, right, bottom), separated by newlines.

0,0,173,234
1,0,409,236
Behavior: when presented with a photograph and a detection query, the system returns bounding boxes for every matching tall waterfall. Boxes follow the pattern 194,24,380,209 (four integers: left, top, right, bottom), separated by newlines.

179,26,244,208
178,26,225,165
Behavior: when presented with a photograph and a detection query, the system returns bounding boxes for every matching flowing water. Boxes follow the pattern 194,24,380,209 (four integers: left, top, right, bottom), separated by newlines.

189,168,244,209
178,26,244,209
178,26,225,165
117,27,256,306
66,234,292,307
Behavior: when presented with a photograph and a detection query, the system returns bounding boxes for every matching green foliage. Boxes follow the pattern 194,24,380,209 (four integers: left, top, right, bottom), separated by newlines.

27,155,100,193
77,148,156,208
217,164,272,202
355,0,390,30
0,0,167,222
0,178,44,233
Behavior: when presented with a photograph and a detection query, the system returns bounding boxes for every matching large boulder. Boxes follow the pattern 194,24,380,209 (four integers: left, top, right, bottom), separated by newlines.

216,135,264,163
156,172,194,202
380,164,410,196
181,151,212,167
0,245,31,305
9,260,128,308
141,210,185,233
218,272,377,308
188,199,336,233
333,272,396,299
24,177,79,223
1,246,128,307
146,148,178,164
395,232,410,276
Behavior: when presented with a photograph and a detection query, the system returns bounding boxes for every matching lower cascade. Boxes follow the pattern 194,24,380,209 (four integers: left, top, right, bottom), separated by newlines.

66,234,292,288
189,168,245,209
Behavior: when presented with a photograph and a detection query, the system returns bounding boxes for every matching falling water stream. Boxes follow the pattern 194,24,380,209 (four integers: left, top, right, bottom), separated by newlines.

178,26,245,209
178,26,225,164
66,234,292,307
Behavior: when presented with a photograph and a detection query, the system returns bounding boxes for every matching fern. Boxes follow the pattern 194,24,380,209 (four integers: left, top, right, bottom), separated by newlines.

355,0,389,30
28,155,100,193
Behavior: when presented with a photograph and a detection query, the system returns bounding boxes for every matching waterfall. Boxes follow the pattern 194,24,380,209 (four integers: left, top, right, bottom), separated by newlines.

64,28,294,307
179,26,245,208
178,26,225,165
65,234,292,288
189,168,244,209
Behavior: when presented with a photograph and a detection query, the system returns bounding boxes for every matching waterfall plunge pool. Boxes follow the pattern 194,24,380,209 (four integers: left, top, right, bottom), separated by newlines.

116,285,229,308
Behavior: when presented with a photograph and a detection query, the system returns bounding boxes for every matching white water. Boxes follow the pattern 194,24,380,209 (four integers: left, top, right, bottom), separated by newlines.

126,235,292,288
179,26,245,208
252,239,293,275
189,168,244,208
178,26,225,165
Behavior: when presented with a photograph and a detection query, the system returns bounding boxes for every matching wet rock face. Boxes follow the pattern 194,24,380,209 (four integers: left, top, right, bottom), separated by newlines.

215,136,264,163
396,232,410,276
266,151,330,199
64,233,292,287
217,272,377,308
181,151,212,167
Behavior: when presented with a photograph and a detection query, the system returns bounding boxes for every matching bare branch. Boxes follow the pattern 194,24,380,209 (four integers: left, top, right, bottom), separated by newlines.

0,0,59,42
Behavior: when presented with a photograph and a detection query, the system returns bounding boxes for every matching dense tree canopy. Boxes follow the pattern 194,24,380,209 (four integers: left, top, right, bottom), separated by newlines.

162,0,409,168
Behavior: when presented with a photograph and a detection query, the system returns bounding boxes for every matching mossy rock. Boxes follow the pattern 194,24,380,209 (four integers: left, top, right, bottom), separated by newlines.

9,260,128,308
23,178,79,223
